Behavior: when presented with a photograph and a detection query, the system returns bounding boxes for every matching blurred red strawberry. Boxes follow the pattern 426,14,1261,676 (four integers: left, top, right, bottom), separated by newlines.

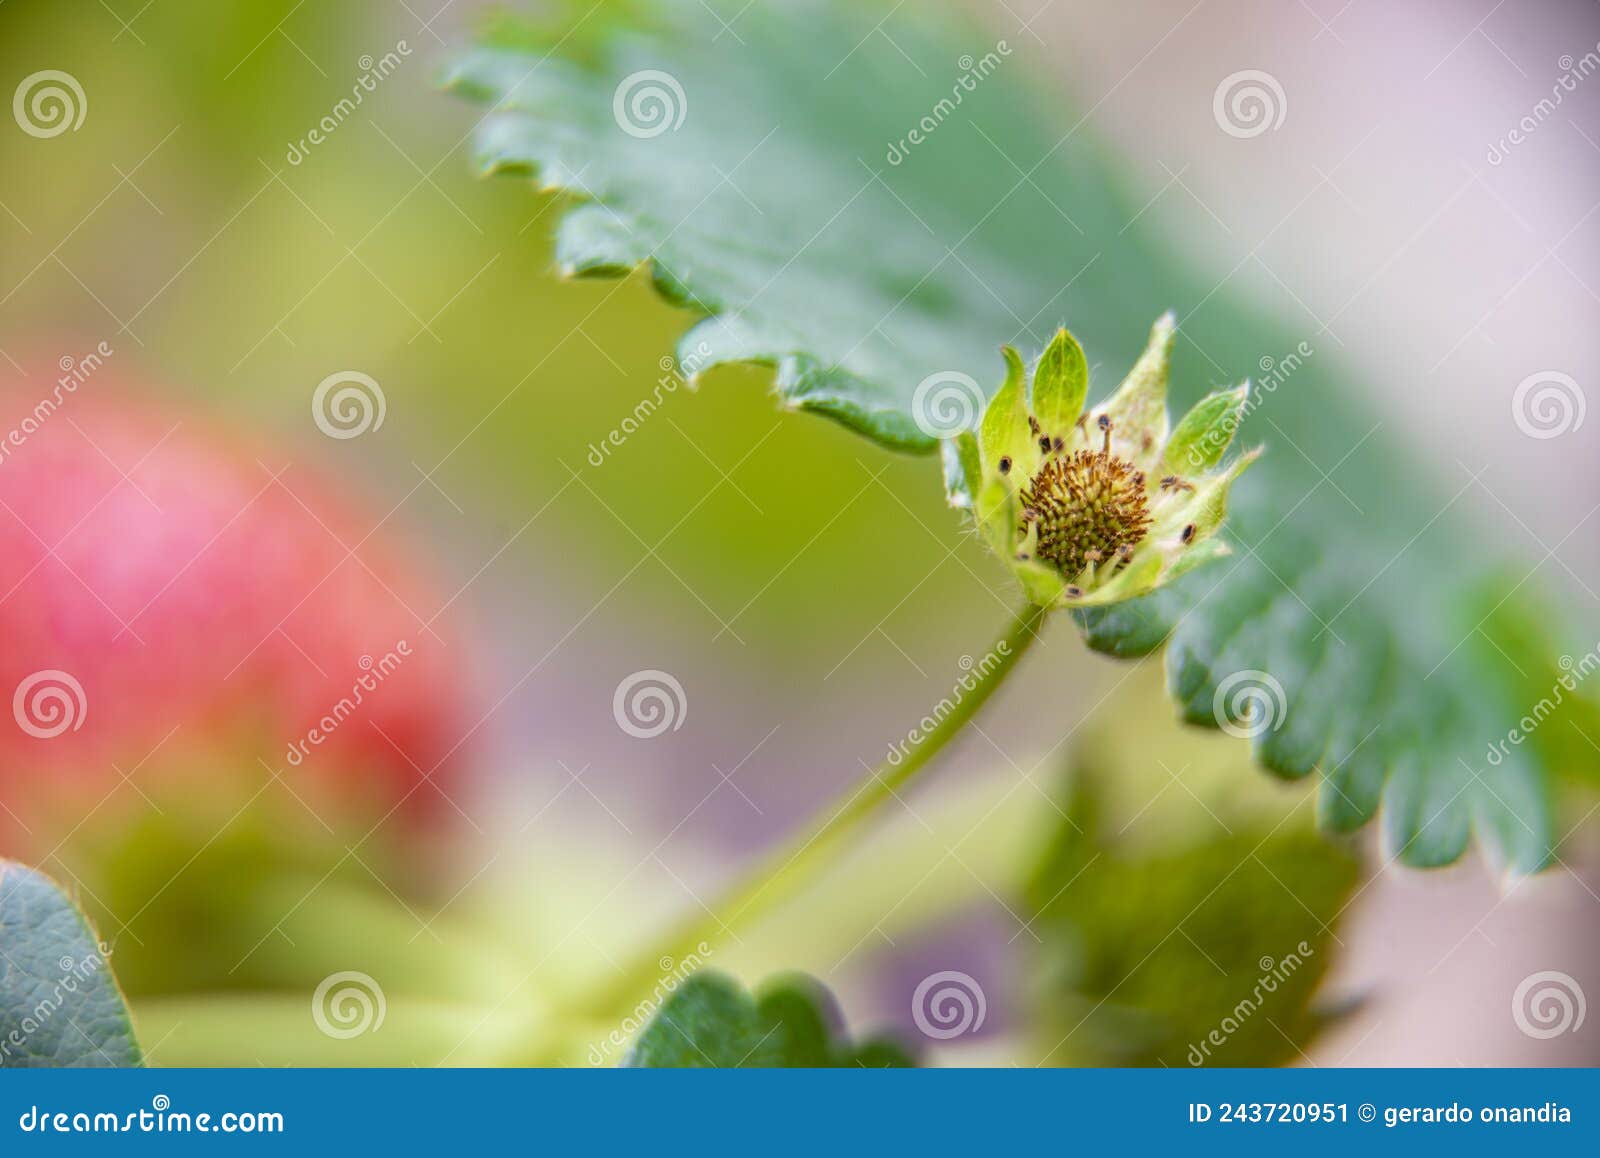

0,360,472,842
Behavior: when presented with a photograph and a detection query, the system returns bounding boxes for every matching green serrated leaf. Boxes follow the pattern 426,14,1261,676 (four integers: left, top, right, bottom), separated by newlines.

555,203,651,277
445,0,1572,870
623,970,914,1067
0,860,141,1068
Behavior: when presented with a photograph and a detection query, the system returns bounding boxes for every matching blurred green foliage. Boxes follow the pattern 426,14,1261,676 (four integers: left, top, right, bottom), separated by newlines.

1023,700,1361,1067
1464,573,1600,799
0,0,991,669
0,0,1368,1069
1026,783,1359,1066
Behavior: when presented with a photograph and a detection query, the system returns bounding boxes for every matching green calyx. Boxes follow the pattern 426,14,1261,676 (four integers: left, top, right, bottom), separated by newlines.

943,314,1260,610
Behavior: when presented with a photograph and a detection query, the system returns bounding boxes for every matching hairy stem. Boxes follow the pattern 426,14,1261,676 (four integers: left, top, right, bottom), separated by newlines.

579,601,1048,1019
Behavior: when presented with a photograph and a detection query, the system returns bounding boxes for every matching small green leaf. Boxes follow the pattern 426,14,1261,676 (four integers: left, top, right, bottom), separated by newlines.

1163,384,1250,476
979,346,1033,477
974,478,1015,561
1075,549,1162,606
1162,534,1232,584
623,971,914,1067
1094,312,1174,469
1015,556,1067,607
0,860,141,1068
1181,447,1261,541
941,430,982,510
1032,328,1087,439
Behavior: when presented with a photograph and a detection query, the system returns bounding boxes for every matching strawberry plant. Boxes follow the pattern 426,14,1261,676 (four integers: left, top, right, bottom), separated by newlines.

1,0,1592,1073
430,0,1593,1061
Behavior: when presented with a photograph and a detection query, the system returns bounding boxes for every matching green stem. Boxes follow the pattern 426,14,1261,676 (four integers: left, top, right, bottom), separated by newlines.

579,601,1048,1018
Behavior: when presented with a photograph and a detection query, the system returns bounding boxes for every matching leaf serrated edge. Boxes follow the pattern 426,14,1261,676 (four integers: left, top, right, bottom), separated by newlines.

442,39,1555,879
